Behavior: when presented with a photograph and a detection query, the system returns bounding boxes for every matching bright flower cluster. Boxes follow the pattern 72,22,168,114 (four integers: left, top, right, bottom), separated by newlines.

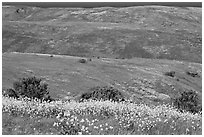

2,97,202,135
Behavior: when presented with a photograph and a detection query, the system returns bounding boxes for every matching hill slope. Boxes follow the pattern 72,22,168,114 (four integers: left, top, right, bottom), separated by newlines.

2,52,202,105
2,5,202,63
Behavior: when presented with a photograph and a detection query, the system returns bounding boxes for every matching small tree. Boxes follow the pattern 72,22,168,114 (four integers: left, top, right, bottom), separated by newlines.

173,91,202,114
13,76,50,100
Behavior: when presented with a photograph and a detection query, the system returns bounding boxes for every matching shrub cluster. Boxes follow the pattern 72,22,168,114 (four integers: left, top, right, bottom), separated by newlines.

3,76,52,101
164,71,175,77
186,71,200,78
173,90,202,114
78,58,87,63
79,86,125,102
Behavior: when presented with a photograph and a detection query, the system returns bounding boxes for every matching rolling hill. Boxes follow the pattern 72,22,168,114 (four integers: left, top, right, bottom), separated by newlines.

2,52,202,105
2,5,202,135
2,5,202,63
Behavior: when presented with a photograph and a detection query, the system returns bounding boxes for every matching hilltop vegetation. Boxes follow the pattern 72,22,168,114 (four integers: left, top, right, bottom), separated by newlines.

2,5,202,63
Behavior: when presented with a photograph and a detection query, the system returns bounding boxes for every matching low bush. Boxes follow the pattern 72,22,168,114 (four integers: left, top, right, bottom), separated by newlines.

78,58,87,63
186,71,200,78
13,76,51,101
79,86,125,102
173,90,202,114
164,71,175,77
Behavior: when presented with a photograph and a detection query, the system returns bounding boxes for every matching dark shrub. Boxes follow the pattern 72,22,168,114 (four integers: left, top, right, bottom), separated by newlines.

13,76,50,100
186,71,200,78
78,58,87,63
164,71,175,77
173,90,202,114
79,86,125,102
2,88,19,98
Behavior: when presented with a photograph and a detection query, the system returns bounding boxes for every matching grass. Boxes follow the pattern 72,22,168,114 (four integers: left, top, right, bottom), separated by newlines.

2,96,202,135
2,52,202,104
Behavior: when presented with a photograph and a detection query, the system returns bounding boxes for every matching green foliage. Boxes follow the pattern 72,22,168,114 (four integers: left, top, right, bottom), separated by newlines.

13,76,50,100
173,91,202,114
79,86,125,102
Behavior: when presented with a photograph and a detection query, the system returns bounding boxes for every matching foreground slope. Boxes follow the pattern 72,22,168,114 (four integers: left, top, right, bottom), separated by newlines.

2,52,202,105
2,97,202,135
2,5,202,63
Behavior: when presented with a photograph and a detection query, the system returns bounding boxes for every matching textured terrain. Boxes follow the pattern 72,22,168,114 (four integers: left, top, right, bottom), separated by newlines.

2,5,202,135
2,5,202,63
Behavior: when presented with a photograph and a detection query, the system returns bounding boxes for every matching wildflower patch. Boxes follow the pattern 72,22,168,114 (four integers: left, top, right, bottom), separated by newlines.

2,97,202,135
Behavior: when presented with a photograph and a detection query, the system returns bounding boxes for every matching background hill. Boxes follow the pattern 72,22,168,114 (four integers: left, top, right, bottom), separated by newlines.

2,5,202,63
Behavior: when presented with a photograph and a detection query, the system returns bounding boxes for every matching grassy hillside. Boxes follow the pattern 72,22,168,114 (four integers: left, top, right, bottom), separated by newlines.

2,5,202,135
2,52,202,105
2,6,202,63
